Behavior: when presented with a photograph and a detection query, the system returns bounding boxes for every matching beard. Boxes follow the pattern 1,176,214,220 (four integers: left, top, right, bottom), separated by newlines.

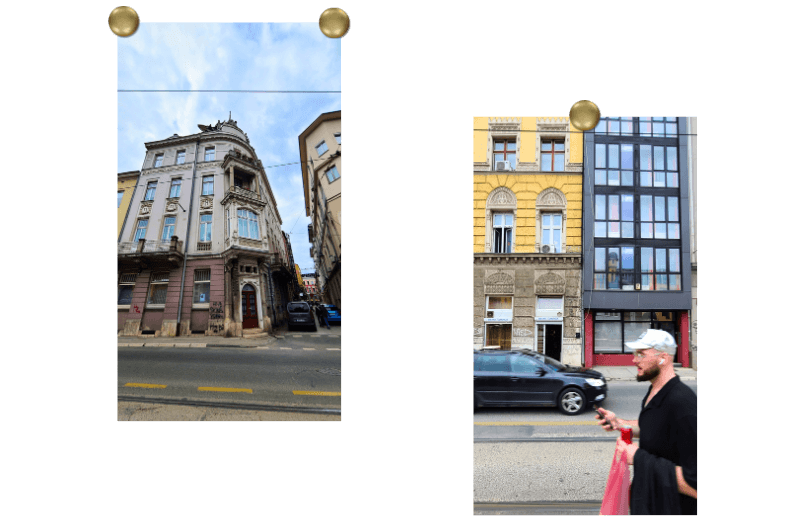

636,365,661,382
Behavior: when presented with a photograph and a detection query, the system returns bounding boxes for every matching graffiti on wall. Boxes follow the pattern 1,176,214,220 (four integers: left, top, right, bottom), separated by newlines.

208,302,225,335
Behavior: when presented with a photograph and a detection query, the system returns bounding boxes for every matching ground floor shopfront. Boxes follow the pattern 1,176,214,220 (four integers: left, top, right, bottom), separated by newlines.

583,309,690,367
473,255,583,366
118,253,294,337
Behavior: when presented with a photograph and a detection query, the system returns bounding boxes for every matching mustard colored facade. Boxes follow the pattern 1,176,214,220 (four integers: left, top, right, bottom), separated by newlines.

118,170,139,239
473,117,584,366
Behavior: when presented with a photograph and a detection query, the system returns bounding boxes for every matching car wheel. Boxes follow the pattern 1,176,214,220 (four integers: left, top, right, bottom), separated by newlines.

557,388,585,415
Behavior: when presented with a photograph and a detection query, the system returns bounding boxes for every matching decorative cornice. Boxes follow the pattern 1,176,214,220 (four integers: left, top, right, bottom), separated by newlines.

474,254,582,265
141,163,194,176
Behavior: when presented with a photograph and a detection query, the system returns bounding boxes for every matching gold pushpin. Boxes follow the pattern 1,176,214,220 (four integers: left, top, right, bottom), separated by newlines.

109,6,140,37
319,8,350,38
569,100,601,131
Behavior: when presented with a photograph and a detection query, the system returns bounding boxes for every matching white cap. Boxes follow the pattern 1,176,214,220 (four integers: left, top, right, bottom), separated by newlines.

625,329,677,355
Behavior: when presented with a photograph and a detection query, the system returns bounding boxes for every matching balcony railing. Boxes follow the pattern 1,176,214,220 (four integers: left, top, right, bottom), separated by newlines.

118,237,183,254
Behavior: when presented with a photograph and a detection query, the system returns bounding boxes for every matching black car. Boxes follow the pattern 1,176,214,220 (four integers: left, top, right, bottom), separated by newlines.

473,349,607,415
287,301,316,331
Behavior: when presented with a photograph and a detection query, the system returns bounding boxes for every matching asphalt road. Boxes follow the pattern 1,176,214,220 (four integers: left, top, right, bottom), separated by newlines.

118,333,341,417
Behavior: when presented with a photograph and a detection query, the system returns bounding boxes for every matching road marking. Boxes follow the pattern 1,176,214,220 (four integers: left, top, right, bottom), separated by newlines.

327,348,340,351
124,383,167,389
302,348,315,351
292,391,341,396
198,387,253,393
474,421,597,426
279,347,292,350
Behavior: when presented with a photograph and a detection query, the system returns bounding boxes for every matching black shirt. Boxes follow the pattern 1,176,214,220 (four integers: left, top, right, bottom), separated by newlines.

634,375,697,515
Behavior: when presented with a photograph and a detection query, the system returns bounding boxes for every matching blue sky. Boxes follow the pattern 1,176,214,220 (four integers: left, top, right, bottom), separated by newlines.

118,23,341,272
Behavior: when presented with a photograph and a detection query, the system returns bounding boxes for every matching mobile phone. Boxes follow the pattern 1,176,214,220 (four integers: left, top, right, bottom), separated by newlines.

594,405,610,427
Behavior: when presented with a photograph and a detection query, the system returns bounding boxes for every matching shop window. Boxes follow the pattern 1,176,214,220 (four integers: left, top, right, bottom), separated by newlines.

594,311,676,353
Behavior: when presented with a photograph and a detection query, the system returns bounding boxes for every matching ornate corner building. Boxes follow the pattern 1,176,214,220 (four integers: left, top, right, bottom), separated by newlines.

117,116,296,337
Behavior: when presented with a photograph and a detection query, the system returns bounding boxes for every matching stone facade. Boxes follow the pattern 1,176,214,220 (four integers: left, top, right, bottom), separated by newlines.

474,256,582,365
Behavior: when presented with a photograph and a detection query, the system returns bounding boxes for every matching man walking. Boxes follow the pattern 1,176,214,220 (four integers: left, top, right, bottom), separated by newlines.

317,305,331,329
596,329,697,514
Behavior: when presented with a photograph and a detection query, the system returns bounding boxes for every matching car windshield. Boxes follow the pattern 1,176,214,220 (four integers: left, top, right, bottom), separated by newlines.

525,352,566,371
288,303,309,312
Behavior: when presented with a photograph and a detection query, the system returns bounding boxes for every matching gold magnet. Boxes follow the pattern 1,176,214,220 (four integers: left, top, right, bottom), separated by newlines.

319,8,350,38
569,100,601,131
109,6,140,37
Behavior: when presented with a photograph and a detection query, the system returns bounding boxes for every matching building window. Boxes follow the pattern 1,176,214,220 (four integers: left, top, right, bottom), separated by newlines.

492,213,514,253
595,143,633,186
118,273,136,305
594,246,635,290
594,312,669,353
199,214,212,242
325,166,340,183
161,216,176,241
316,140,328,157
202,175,214,196
334,132,341,144
541,214,562,252
204,146,215,161
640,195,680,239
237,209,260,240
540,140,565,171
641,247,681,291
593,246,679,291
144,181,157,201
176,150,185,165
193,269,211,304
594,117,677,138
134,219,148,241
118,191,124,208
147,272,170,305
154,154,164,168
595,194,634,239
492,140,516,170
169,178,181,198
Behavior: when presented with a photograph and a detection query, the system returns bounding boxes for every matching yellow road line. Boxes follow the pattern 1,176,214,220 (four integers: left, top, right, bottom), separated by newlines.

293,390,341,396
474,421,597,426
124,383,167,389
198,387,253,393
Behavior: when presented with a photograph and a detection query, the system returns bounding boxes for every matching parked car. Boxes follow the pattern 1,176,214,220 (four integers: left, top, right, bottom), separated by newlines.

473,349,607,415
287,301,316,331
319,304,341,325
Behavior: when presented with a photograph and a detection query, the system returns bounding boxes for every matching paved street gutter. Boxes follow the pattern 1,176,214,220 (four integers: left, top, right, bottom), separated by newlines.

474,501,602,515
118,395,341,415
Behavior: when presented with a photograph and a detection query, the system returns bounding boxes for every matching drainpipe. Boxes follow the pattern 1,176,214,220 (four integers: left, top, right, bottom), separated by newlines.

175,137,201,336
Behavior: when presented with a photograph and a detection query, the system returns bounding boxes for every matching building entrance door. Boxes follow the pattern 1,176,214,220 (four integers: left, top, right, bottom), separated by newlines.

241,284,258,329
537,323,562,361
485,324,512,350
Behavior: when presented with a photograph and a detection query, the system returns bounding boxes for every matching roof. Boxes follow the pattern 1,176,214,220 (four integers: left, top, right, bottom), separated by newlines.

299,110,341,216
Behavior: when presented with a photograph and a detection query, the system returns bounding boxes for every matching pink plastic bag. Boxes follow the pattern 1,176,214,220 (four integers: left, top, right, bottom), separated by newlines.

599,444,630,515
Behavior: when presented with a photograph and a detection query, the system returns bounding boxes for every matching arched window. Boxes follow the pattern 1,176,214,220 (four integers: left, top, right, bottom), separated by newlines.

536,188,567,253
237,209,260,240
484,187,517,253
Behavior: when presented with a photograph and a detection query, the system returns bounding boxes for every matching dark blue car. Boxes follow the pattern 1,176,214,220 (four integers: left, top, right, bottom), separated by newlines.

474,349,607,415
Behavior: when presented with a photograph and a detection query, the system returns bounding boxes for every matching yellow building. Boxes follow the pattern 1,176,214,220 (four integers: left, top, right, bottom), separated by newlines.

473,117,583,365
118,170,139,239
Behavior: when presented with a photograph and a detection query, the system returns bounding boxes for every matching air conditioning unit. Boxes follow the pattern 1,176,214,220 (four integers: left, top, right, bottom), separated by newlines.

495,160,512,171
541,245,551,253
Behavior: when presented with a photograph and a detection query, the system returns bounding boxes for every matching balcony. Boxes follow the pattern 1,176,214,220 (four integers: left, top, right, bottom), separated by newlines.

118,236,184,268
230,185,260,201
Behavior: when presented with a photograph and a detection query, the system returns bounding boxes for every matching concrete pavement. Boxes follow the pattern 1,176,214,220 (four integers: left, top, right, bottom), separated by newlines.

118,322,341,348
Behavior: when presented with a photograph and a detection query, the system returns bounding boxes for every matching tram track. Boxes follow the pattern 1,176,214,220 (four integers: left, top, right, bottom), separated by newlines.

117,395,341,415
474,501,602,515
475,436,619,443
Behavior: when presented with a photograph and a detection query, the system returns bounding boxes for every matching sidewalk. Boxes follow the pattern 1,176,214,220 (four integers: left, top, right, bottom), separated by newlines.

118,323,341,348
592,365,696,381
